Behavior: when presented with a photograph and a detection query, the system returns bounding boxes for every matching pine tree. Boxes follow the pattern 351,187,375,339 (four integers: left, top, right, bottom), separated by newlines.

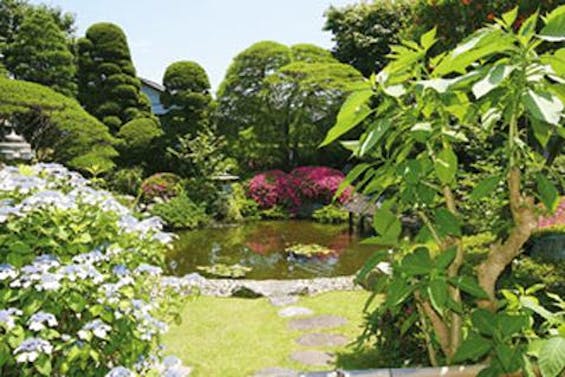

5,8,77,97
77,22,152,132
161,61,212,138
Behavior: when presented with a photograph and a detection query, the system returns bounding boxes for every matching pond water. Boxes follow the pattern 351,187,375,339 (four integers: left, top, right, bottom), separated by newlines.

167,220,377,280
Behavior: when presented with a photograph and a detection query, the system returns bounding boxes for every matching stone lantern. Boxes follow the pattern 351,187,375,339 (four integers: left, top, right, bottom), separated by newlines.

0,119,34,162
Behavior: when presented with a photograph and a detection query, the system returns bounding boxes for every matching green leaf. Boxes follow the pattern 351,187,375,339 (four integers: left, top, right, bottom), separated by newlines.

400,312,419,335
536,174,559,212
435,247,457,270
539,337,565,377
428,278,449,314
523,89,564,126
531,119,552,147
470,175,501,201
453,333,492,363
471,309,497,336
335,163,369,199
359,119,391,156
9,241,31,254
435,208,462,237
434,147,458,185
401,248,432,276
35,356,52,376
472,64,514,99
495,343,520,372
501,7,519,28
420,27,437,50
373,208,402,241
498,314,529,339
449,276,489,299
539,5,565,42
386,277,414,307
321,89,374,146
355,250,388,284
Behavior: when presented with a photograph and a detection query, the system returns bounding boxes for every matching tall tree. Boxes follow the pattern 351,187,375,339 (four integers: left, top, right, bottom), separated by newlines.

216,41,365,170
77,22,152,132
5,7,77,97
0,0,75,67
161,60,212,138
323,0,412,77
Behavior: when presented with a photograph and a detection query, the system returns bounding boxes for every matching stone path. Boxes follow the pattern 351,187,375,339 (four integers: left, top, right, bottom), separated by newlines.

288,315,348,331
296,333,348,347
254,295,350,376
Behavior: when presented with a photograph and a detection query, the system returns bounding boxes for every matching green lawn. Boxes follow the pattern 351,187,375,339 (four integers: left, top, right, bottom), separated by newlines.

162,291,382,377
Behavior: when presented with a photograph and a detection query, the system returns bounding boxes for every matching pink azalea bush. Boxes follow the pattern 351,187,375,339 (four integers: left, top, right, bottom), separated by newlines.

247,166,352,210
537,197,565,231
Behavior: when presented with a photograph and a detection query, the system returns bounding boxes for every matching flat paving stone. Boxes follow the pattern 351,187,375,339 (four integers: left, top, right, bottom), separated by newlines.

288,315,348,331
296,333,349,347
269,295,299,307
254,367,299,377
290,350,334,366
278,306,314,318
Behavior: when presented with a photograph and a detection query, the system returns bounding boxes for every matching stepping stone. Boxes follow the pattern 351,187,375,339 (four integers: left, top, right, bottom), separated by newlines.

254,367,299,377
290,350,334,366
288,315,348,331
269,295,299,307
278,306,314,318
296,333,348,347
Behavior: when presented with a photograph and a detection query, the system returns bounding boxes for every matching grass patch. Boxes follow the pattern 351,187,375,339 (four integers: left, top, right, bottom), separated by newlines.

162,290,378,376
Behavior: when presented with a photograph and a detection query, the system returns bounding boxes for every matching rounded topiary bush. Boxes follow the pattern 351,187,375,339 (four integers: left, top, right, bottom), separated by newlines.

0,164,192,376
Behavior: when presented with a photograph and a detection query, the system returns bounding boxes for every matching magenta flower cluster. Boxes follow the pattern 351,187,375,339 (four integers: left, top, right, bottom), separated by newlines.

247,166,352,209
537,197,565,230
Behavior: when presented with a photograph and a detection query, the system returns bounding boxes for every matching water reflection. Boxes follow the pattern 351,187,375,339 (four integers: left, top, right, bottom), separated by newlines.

168,220,376,280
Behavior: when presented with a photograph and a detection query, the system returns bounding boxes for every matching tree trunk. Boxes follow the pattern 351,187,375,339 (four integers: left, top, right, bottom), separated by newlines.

477,167,538,311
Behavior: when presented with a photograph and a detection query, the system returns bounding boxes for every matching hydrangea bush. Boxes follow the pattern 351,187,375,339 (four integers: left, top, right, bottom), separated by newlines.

0,164,192,376
247,166,351,210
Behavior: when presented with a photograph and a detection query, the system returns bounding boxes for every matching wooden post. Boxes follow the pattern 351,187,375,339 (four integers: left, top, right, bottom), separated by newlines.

348,212,354,235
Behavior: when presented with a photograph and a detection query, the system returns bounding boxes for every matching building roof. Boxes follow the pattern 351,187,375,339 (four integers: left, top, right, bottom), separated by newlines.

139,77,165,92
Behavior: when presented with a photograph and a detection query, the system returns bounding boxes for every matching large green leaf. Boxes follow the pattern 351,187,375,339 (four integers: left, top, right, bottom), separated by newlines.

498,314,529,339
523,89,564,126
472,64,515,99
435,247,457,270
471,309,497,336
539,5,565,42
531,119,552,147
321,89,374,146
536,174,559,212
373,207,402,241
449,276,489,299
386,277,414,307
453,333,492,363
401,248,432,276
539,337,565,377
359,119,391,156
434,147,458,185
435,208,462,237
470,175,501,201
428,278,449,314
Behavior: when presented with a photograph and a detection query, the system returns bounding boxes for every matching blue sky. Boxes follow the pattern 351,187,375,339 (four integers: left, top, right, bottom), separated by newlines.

32,0,354,92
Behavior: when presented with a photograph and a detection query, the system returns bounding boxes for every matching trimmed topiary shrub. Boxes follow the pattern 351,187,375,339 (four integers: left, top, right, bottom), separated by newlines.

0,77,118,173
77,22,153,132
117,117,163,167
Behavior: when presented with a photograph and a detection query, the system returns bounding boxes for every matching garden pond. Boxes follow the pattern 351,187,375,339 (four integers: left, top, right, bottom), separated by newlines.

167,220,377,279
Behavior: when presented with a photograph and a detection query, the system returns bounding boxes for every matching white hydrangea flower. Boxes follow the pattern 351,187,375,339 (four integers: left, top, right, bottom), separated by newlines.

28,311,58,332
0,308,23,330
78,319,111,340
135,264,162,276
0,264,18,281
72,249,108,265
14,338,53,363
20,190,76,211
105,366,135,377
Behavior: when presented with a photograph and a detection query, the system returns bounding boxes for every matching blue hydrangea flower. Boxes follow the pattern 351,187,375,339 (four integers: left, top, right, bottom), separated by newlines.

14,338,53,363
